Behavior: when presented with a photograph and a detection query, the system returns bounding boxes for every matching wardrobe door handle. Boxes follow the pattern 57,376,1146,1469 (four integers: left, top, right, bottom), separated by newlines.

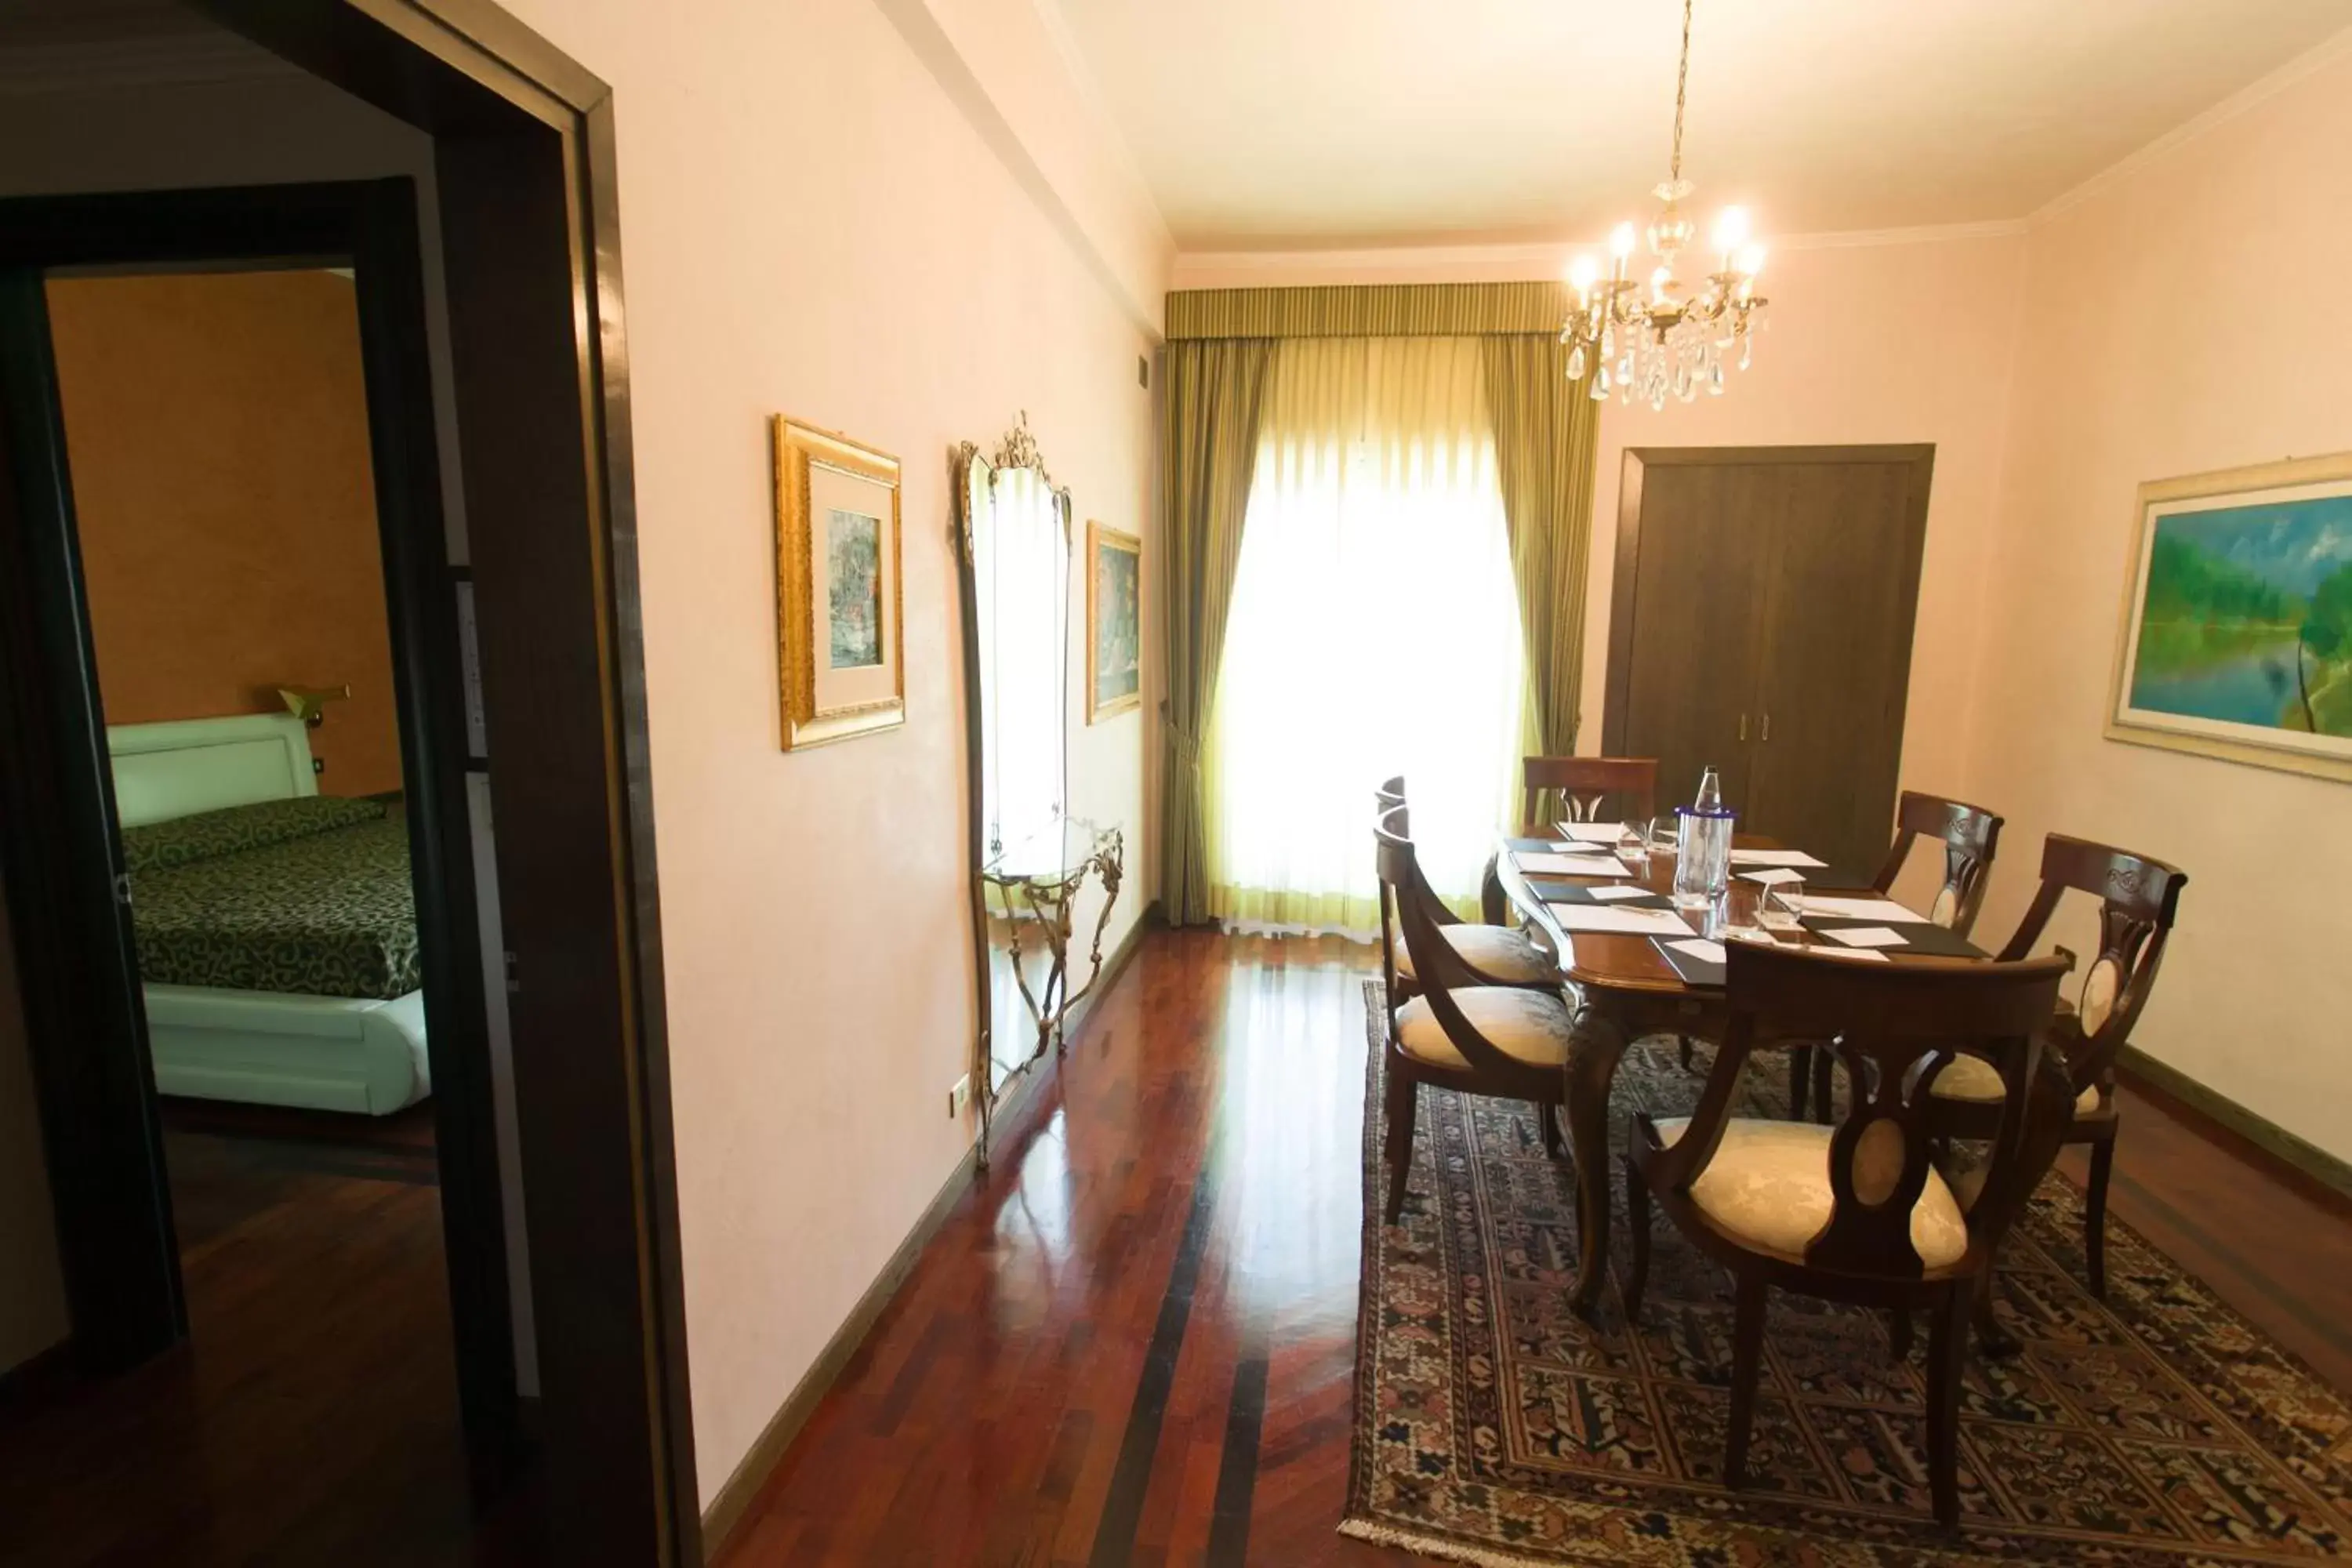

1738,713,1748,742
1761,712,1772,742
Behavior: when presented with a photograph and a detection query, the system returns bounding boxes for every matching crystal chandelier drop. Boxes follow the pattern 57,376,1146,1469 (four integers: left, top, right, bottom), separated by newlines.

1561,0,1768,408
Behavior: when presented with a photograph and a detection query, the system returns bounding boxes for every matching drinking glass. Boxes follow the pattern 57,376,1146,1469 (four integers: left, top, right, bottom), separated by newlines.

1614,819,1649,871
1759,876,1806,934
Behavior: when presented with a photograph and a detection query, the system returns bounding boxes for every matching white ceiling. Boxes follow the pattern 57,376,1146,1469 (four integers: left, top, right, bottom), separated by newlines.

1051,0,2352,249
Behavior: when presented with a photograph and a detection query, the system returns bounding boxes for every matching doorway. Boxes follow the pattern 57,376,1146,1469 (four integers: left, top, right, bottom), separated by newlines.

0,1,697,1552
1602,444,1934,875
0,189,519,1563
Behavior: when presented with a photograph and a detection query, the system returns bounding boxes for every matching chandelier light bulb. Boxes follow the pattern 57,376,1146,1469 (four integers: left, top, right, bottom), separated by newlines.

1567,254,1601,295
1735,242,1767,277
1712,205,1750,263
1610,223,1638,260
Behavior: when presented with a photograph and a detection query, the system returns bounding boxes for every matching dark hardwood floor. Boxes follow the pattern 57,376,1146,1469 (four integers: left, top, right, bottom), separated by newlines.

0,1099,539,1568
716,927,2352,1566
9,935,2342,1566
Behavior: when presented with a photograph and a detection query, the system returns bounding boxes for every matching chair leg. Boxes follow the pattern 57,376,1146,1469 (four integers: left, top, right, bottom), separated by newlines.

1678,1035,1696,1073
1925,1284,1971,1530
1887,1305,1913,1363
1537,1101,1566,1158
1621,1156,1651,1323
1972,1261,2019,1359
1725,1274,1767,1490
1383,1069,1418,1225
1788,1045,1811,1120
2085,1135,2114,1300
1810,1047,1835,1125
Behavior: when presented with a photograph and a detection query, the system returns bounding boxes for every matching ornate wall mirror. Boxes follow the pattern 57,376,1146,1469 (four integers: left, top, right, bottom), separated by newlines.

952,418,1123,1163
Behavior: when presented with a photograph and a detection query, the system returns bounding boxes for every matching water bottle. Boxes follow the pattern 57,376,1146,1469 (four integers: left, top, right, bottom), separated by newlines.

1671,765,1734,910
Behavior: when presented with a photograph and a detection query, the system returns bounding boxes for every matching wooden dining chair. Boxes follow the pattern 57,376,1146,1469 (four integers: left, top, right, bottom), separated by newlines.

1374,777,1557,1000
1926,833,2187,1298
1793,789,2005,1120
1622,940,2073,1527
1519,756,1658,827
1375,807,1573,1222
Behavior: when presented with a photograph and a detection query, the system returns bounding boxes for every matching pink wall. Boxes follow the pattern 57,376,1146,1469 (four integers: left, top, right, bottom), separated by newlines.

1965,41,2352,1161
492,0,1167,1501
1582,233,2028,841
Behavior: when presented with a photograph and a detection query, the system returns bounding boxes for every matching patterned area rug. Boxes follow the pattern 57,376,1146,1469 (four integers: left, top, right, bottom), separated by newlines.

1343,981,2352,1566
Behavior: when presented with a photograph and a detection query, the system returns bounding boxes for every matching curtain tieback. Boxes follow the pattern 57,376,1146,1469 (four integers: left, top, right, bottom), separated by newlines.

1159,701,1201,768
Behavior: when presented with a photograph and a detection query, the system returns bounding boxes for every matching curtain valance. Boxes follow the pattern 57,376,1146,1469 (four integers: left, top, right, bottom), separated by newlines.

1165,281,1577,341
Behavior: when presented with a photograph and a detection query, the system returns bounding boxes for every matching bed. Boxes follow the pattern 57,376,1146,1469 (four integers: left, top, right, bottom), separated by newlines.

110,713,430,1116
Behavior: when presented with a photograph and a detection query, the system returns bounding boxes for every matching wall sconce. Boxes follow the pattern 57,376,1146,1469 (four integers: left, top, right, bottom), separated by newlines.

278,684,350,729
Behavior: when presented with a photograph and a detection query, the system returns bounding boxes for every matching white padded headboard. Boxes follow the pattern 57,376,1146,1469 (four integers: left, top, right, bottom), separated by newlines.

107,713,319,828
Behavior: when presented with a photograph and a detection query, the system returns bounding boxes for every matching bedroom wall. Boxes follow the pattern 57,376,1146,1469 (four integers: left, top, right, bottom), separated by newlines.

48,269,404,799
0,848,71,1377
477,0,1167,1502
1963,37,2352,1163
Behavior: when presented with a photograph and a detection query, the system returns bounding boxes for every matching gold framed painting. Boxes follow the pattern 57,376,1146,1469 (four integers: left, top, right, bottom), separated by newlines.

773,416,905,750
2104,451,2352,782
1085,521,1142,723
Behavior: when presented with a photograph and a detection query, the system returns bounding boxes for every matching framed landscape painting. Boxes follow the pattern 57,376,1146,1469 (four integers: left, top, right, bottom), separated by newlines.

1086,521,1142,723
2107,452,2352,782
773,416,904,750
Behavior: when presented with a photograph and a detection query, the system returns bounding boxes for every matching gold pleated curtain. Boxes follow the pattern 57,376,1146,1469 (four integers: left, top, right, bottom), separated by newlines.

1481,334,1600,756
1159,284,1599,926
1160,337,1275,927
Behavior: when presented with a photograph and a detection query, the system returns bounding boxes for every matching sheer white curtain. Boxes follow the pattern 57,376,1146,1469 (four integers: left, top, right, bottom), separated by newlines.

1205,336,1527,936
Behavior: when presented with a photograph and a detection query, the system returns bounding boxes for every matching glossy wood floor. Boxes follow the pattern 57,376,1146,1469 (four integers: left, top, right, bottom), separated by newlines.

717,927,2352,1566
0,1100,540,1568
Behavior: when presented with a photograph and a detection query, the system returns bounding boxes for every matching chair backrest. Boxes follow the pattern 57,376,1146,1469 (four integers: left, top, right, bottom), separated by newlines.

1994,833,2187,1091
1373,781,1409,996
1373,808,1526,1079
1665,940,2071,1277
1873,790,2003,936
1520,756,1657,827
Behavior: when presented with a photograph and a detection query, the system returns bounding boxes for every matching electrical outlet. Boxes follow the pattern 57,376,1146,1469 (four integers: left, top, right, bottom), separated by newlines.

948,1073,971,1119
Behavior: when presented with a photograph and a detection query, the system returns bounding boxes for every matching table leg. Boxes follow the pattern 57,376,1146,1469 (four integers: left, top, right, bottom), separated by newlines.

1564,1007,1630,1319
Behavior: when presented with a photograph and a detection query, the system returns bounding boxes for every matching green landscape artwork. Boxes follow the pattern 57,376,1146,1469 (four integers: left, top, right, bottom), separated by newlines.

1093,538,1140,711
826,507,884,669
2125,490,2352,746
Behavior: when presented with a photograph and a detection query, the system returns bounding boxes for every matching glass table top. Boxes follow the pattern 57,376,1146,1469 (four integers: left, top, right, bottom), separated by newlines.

982,817,1118,885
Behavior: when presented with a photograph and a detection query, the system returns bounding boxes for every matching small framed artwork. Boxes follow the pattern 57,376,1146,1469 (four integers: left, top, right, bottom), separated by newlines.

2106,451,2352,782
1086,521,1142,723
773,416,905,750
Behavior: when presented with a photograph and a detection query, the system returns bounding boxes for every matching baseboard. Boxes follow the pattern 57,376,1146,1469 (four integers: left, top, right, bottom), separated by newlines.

698,901,1160,1559
2116,1044,2352,1209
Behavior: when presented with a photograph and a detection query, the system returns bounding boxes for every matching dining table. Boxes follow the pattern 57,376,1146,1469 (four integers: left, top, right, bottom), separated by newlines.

1489,825,1925,1317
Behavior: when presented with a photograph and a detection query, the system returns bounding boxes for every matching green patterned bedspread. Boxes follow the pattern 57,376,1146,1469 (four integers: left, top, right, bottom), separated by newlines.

129,807,421,1000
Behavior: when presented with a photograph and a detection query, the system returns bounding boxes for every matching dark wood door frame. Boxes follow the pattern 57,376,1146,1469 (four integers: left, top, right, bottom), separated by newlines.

1,1,699,1560
1601,443,1935,809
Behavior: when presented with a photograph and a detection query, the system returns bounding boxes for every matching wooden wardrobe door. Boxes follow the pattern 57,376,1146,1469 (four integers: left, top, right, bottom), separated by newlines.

1744,456,1931,873
1608,458,1769,818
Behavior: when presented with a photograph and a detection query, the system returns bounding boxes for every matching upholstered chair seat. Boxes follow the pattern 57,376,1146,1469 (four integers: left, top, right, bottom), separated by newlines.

1391,921,1554,985
1395,988,1575,1071
1928,1054,2103,1116
1655,1116,1970,1268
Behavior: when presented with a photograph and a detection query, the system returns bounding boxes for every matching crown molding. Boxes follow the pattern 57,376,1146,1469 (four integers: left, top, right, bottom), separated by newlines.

1170,218,2029,290
1025,0,1174,256
0,33,297,97
2033,20,2352,223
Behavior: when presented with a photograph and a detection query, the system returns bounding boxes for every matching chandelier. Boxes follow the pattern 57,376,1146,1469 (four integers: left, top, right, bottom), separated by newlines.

1561,0,1768,408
